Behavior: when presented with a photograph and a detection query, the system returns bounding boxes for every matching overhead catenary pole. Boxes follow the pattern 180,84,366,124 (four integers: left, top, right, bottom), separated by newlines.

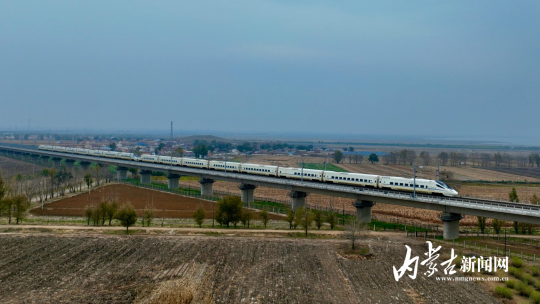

413,167,416,198
301,161,304,182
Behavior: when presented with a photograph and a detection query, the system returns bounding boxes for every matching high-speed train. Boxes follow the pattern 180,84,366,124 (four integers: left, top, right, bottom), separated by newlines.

38,145,458,197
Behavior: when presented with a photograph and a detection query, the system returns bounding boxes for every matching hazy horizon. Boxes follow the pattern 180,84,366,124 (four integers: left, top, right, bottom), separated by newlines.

1,1,539,140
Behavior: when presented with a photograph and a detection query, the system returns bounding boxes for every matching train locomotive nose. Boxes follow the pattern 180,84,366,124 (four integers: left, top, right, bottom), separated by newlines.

452,190,458,196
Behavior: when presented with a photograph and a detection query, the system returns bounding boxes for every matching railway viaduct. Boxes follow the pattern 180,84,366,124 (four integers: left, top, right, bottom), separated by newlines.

2,144,540,240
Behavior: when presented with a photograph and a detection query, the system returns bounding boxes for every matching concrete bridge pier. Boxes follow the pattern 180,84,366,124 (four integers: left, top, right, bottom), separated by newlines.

65,159,76,169
353,200,375,224
199,178,215,196
31,154,40,162
289,191,308,210
52,158,62,167
23,153,31,161
239,184,257,206
40,156,50,165
167,174,181,189
439,212,464,240
140,170,152,184
80,161,91,171
117,166,129,180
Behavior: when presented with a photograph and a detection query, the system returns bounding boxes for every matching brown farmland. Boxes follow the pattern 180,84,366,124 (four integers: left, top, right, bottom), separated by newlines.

0,234,499,304
0,155,46,178
30,184,282,220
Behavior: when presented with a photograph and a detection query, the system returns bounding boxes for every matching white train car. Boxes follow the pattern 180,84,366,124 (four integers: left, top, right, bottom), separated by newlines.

140,155,159,163
378,176,457,197
65,147,77,154
54,146,66,152
183,158,208,169
88,150,103,157
38,145,53,151
118,152,136,160
240,163,277,176
158,156,182,166
323,171,378,188
209,161,241,172
103,151,120,158
278,167,323,181
76,148,89,155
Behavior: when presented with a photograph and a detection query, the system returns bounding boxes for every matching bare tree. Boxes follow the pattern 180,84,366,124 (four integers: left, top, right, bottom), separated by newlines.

296,207,313,236
344,216,367,250
12,195,30,224
142,204,155,227
419,151,431,166
259,208,269,228
480,153,492,167
313,210,323,229
437,152,449,166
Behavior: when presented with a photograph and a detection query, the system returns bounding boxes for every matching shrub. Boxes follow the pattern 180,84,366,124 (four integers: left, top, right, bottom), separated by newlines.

535,280,540,290
505,279,517,289
494,286,513,299
511,257,524,268
531,291,540,304
192,207,205,228
522,274,536,286
114,203,138,233
516,281,534,297
509,267,524,280
531,266,540,277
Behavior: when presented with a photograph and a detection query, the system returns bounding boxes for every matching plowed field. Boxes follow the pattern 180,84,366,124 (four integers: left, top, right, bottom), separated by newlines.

0,234,499,304
30,184,281,220
0,155,46,178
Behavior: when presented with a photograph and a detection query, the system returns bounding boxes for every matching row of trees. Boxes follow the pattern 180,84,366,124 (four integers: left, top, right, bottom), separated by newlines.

191,195,339,236
477,188,540,235
84,201,141,232
3,162,115,205
192,196,270,229
382,150,540,168
192,195,365,249
333,150,379,164
0,171,31,224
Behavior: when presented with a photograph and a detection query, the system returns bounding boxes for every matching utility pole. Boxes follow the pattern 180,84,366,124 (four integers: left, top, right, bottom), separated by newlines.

170,121,173,140
437,165,440,181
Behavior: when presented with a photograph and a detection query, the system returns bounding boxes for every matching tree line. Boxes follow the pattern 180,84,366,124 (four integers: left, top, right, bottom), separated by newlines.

477,188,540,235
0,171,31,224
381,150,540,168
191,195,338,236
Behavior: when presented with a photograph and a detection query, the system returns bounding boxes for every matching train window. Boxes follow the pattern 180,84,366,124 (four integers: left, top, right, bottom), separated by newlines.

399,183,403,186
390,182,394,185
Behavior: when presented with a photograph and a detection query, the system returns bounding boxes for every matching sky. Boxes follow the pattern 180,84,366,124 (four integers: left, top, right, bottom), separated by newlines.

1,1,539,142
